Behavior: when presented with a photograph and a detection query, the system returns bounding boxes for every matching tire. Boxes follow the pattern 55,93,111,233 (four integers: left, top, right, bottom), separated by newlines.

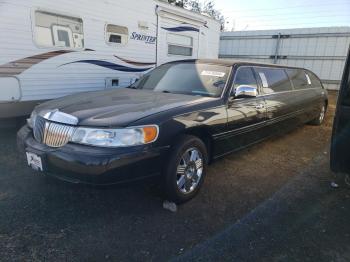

163,135,208,204
309,103,327,125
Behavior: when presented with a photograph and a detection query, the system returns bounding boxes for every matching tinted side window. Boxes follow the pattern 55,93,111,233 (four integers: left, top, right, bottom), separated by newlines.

308,72,323,89
286,69,310,89
255,67,292,93
232,67,258,94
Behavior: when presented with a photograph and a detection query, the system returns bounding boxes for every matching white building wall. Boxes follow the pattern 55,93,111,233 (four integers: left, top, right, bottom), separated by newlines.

220,27,350,90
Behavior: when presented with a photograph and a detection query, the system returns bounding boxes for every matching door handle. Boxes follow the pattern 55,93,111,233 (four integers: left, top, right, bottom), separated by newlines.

255,104,265,110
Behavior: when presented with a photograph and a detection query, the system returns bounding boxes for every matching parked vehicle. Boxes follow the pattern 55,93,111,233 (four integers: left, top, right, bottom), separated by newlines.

331,46,350,184
17,59,328,203
0,0,220,118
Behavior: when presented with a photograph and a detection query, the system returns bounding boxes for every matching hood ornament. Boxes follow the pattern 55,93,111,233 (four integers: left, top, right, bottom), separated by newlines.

42,109,78,125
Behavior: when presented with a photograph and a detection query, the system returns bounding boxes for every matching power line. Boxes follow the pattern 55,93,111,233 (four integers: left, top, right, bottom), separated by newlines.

226,10,350,19
232,20,350,29
234,14,350,23
219,1,350,14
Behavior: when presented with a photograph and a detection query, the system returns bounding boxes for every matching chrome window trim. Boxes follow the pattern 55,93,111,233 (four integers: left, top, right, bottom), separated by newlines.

256,87,320,98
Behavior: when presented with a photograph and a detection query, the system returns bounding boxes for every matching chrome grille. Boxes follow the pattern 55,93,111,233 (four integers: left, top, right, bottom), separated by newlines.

33,116,46,143
33,116,76,147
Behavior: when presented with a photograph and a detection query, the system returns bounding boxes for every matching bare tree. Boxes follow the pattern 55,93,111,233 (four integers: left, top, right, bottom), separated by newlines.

201,1,225,30
167,0,225,30
167,0,184,7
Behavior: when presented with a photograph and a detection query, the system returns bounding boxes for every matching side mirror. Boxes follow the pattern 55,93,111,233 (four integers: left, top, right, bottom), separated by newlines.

234,85,257,98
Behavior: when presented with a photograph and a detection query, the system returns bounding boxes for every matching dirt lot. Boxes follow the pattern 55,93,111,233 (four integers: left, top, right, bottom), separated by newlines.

0,91,346,261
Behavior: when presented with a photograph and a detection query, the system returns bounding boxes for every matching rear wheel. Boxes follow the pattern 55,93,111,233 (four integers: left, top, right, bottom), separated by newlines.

309,103,326,125
163,135,208,203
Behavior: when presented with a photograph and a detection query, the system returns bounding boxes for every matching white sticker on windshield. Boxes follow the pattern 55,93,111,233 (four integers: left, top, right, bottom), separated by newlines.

259,72,269,88
201,71,226,77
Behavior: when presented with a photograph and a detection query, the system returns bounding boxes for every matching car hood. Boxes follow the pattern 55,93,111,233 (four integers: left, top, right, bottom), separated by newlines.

35,88,213,127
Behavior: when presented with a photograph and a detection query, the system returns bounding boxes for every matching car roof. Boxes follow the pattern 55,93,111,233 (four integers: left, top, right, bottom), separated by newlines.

168,59,308,71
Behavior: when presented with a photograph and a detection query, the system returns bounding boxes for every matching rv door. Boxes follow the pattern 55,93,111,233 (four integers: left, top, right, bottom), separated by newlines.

331,46,350,174
156,14,200,65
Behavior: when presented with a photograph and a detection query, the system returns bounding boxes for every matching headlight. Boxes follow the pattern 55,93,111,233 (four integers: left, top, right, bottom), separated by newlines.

70,125,159,147
27,110,38,128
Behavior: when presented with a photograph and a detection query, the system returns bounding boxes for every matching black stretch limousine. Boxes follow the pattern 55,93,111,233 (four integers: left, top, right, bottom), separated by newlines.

18,59,328,203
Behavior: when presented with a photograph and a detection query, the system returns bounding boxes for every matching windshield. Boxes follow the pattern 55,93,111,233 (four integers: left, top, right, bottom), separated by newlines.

130,62,231,97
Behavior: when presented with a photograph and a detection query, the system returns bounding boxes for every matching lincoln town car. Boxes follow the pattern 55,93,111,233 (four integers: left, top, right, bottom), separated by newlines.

17,60,328,203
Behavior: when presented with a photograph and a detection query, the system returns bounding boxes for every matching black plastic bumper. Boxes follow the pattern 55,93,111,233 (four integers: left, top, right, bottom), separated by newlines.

17,125,169,185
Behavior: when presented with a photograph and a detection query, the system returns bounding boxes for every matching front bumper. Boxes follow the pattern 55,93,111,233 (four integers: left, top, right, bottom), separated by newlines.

17,125,169,185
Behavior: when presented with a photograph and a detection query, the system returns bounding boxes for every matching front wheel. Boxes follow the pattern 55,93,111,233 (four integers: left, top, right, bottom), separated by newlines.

163,135,208,204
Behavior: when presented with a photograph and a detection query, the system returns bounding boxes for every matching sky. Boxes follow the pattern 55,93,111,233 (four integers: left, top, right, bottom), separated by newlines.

208,0,350,31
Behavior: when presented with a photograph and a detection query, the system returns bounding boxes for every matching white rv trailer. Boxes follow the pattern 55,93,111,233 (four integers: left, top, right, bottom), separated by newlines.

0,0,220,118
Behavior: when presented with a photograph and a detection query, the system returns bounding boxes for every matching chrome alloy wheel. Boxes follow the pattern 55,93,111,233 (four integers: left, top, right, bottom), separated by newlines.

176,147,204,194
319,105,326,122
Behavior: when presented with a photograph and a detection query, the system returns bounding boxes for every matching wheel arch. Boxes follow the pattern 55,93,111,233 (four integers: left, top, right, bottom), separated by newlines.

182,127,214,164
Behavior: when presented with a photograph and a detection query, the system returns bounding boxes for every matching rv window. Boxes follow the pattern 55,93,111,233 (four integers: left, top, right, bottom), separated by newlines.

106,24,128,45
109,35,122,44
168,45,193,56
34,11,84,49
167,34,193,56
57,30,70,47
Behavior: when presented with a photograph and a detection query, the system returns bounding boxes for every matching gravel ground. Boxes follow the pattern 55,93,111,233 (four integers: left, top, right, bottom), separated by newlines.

0,91,345,261
177,151,350,262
